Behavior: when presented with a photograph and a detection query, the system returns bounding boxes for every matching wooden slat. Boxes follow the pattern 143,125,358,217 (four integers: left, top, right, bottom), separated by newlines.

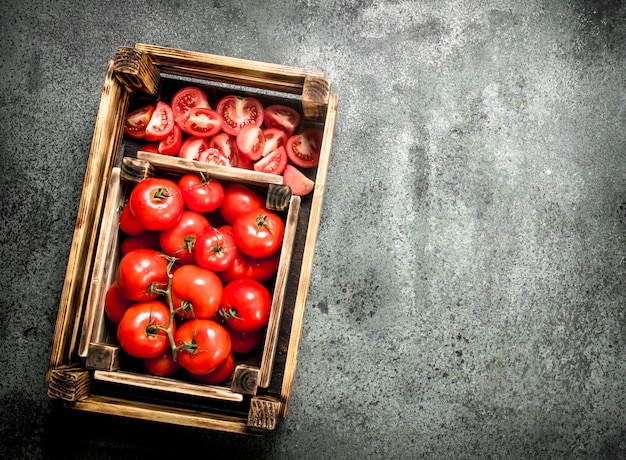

248,396,281,430
280,92,339,417
94,370,244,403
47,366,92,402
113,46,160,96
259,195,301,388
134,43,324,95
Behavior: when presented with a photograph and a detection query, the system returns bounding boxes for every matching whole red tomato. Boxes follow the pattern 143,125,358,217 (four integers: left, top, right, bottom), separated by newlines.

143,350,181,377
233,210,285,258
175,319,231,375
218,252,280,285
104,281,134,324
194,227,238,272
119,203,146,236
116,249,169,301
177,173,225,213
223,322,264,354
218,183,266,224
120,231,160,256
117,300,174,359
129,177,184,231
220,278,271,333
171,264,223,320
159,210,211,264
189,352,235,384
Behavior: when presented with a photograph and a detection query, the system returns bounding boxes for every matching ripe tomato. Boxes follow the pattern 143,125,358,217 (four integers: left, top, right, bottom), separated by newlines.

171,86,210,125
253,145,287,175
224,322,264,354
178,173,224,213
219,183,266,224
198,147,233,166
171,264,223,320
282,164,315,196
119,203,146,236
233,210,285,258
286,128,323,168
143,350,181,377
263,104,301,137
117,300,173,359
159,210,211,264
236,125,265,161
194,227,238,272
218,252,280,284
179,136,211,161
120,231,160,256
128,178,184,231
145,101,175,141
116,249,169,301
189,351,234,384
220,279,271,333
104,281,134,324
261,128,288,157
217,95,264,136
208,133,239,167
175,319,231,375
158,123,182,156
180,107,222,138
124,104,154,139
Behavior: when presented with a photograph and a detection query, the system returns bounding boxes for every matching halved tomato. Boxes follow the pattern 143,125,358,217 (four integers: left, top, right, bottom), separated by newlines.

217,95,264,136
171,86,210,125
181,107,222,138
283,164,314,196
286,128,322,168
124,105,154,139
199,148,233,166
254,146,287,175
209,133,238,166
263,104,301,137
158,124,182,156
145,101,175,141
236,125,265,161
261,128,288,157
179,136,211,161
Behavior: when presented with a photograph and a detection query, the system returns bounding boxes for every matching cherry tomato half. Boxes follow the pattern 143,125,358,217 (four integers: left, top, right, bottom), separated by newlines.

236,124,265,161
254,145,287,175
181,107,222,138
158,124,182,156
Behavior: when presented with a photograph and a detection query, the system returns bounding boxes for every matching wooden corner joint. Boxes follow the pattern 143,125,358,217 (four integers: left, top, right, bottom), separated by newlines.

248,396,281,431
85,343,121,371
302,76,331,121
231,364,260,396
47,366,92,402
113,46,160,96
266,184,293,211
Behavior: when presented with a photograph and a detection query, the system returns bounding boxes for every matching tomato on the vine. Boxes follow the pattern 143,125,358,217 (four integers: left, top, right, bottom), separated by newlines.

220,278,272,333
129,178,184,231
116,249,169,301
124,105,154,139
217,95,264,136
175,319,231,375
171,264,223,320
117,300,173,359
286,128,323,168
263,104,301,137
189,351,235,384
178,173,224,214
145,101,175,142
159,210,211,265
143,350,181,377
171,86,210,125
194,226,238,272
233,210,285,258
219,183,266,224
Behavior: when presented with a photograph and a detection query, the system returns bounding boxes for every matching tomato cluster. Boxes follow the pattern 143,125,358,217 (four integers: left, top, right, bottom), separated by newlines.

124,86,321,196
106,175,284,384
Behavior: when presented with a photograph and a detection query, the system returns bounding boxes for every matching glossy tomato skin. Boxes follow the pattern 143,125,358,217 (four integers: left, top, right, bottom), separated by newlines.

263,104,301,137
104,281,134,324
218,252,280,285
233,210,285,258
171,86,210,125
253,145,287,175
129,178,184,231
217,95,264,136
178,173,224,214
120,231,160,256
117,300,173,359
181,107,222,138
158,210,211,265
124,104,154,139
119,203,146,236
224,322,264,354
194,226,238,272
145,101,175,141
286,128,323,168
116,249,169,301
219,183,266,224
175,319,231,375
171,264,223,320
220,279,272,333
189,351,235,384
143,350,181,377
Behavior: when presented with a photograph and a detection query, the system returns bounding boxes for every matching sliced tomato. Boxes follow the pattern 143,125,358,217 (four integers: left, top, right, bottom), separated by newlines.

142,143,159,153
158,124,182,156
179,136,211,161
283,164,314,196
199,147,233,166
286,128,322,168
124,105,154,139
181,107,222,138
254,145,287,175
171,86,210,125
208,133,238,166
145,101,175,141
261,128,288,157
263,104,301,137
217,95,264,136
236,125,265,161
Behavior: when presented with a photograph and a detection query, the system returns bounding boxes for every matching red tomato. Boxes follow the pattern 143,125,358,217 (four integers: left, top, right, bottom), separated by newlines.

178,173,224,213
128,177,184,231
224,322,264,354
104,281,134,324
179,136,211,161
236,125,265,161
119,203,146,236
208,133,239,167
171,86,210,125
124,104,154,139
282,164,315,196
117,300,173,359
145,101,175,141
189,351,235,384
158,123,182,156
143,350,181,377
181,107,222,138
159,210,211,264
198,147,233,166
261,128,288,157
286,128,323,168
171,264,223,320
218,252,280,284
254,145,287,175
216,95,264,136
116,249,169,301
220,279,272,333
120,231,160,256
142,143,160,153
233,210,285,258
219,183,266,224
263,104,301,137
194,227,238,272
175,319,231,375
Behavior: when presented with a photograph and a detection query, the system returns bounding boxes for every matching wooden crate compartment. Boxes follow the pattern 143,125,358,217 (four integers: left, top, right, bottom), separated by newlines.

47,44,338,434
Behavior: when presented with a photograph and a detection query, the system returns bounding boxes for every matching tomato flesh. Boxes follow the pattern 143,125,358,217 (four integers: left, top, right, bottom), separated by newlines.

283,164,315,196
171,86,210,125
236,124,265,161
124,105,154,139
254,145,287,175
145,101,175,141
158,124,182,156
181,107,222,138
217,95,264,136
263,104,301,137
286,128,322,168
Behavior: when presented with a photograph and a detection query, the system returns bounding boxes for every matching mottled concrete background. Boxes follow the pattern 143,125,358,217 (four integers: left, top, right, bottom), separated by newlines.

1,0,625,458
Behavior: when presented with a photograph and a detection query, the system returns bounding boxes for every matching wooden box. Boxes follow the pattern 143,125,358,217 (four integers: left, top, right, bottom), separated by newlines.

46,44,338,434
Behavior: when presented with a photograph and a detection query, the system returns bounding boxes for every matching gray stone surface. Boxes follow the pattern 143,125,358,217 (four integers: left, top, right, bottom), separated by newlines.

1,0,625,458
